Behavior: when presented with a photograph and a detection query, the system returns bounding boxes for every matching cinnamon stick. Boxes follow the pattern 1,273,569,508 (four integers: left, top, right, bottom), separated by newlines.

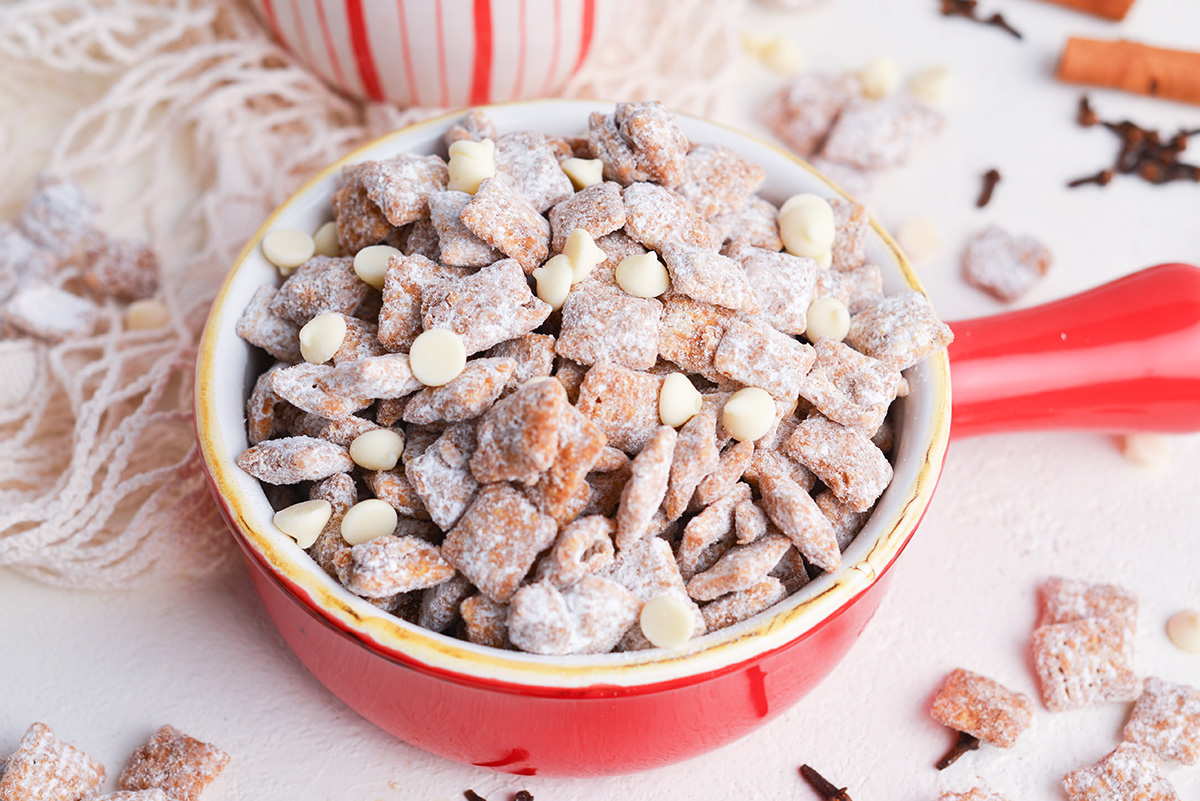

1034,0,1134,21
1058,38,1200,107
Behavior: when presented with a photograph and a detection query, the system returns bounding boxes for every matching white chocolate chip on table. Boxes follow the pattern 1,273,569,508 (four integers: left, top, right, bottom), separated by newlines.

349,429,406,472
910,66,953,106
447,138,496,194
640,593,696,649
659,372,703,428
274,499,333,549
298,312,348,364
533,254,575,310
561,158,604,190
806,297,851,342
353,244,401,290
761,38,804,76
1167,610,1200,654
895,216,941,262
1121,433,1171,468
340,498,399,545
409,329,467,387
859,56,901,99
722,387,776,443
615,252,670,298
262,228,315,274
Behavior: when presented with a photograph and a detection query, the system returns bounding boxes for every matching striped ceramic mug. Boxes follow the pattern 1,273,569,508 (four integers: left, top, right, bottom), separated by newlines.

249,0,631,107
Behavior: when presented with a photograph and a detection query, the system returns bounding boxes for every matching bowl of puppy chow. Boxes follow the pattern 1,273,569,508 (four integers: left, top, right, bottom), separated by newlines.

194,99,953,776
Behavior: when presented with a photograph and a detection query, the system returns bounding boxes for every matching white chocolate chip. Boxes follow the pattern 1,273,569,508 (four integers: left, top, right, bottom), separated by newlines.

447,138,496,194
561,157,604,191
313,220,341,257
910,66,953,106
298,311,348,364
615,252,670,299
123,299,169,331
522,375,555,388
1166,609,1200,654
722,387,776,443
562,228,607,285
859,56,901,99
640,593,696,649
806,297,851,342
739,30,774,57
340,498,398,545
762,38,804,76
779,194,835,259
273,499,333,549
533,254,575,311
659,372,703,428
353,244,401,290
262,228,316,274
1122,433,1171,468
895,216,942,262
349,428,406,472
409,328,467,386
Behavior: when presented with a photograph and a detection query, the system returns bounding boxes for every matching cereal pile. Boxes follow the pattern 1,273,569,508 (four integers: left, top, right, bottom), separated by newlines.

0,722,228,801
235,102,953,656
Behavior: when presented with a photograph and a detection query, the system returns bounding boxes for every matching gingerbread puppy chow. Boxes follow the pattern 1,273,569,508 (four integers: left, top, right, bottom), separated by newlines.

931,668,1034,748
0,722,105,801
1123,677,1200,765
1062,742,1181,801
119,725,229,801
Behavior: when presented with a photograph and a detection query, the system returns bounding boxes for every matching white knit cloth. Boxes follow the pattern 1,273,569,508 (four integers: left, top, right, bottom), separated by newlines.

0,0,743,587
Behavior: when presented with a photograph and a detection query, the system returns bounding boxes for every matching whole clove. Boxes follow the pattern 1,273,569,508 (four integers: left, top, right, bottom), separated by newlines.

976,168,1002,207
935,730,981,770
514,792,534,801
464,792,488,801
1069,95,1200,187
799,764,855,801
939,0,1023,39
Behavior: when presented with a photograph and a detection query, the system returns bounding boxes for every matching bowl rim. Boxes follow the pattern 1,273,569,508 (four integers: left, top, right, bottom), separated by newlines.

195,98,952,692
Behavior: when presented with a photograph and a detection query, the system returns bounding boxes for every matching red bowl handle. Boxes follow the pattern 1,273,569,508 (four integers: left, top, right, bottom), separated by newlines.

946,263,1200,439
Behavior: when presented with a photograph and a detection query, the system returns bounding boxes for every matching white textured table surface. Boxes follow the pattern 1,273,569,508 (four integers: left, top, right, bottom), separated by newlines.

3,3,1200,800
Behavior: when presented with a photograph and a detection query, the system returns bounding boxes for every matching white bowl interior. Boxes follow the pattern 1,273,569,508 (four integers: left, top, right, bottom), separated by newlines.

199,99,949,688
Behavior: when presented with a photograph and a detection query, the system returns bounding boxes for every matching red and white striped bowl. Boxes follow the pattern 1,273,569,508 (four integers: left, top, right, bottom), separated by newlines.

249,0,631,107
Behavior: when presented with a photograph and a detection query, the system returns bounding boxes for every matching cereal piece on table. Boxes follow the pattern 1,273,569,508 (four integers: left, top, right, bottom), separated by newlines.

548,182,626,253
828,197,869,272
713,195,782,252
494,130,576,213
487,333,556,392
600,537,705,650
1062,742,1180,801
271,363,370,419
761,72,860,156
814,489,869,551
423,258,552,355
268,256,370,325
527,403,607,523
17,174,97,259
94,790,171,800
694,440,755,507
623,181,720,251
1123,677,1200,765
236,436,352,484
442,484,558,603
307,472,356,576
461,177,551,273
407,423,480,530
786,414,892,512
678,482,752,579
1039,576,1139,638
821,95,944,170
80,233,159,301
588,101,690,187
734,498,769,544
687,531,792,601
615,426,678,549
701,576,788,633
0,722,105,801
556,282,661,370
236,285,302,362
470,379,566,485
939,790,1013,801
800,338,903,434
319,353,422,400
333,535,455,598
378,252,470,351
963,225,1053,302
460,593,510,648
1033,616,1141,711
508,575,641,655
363,467,429,518
3,285,98,342
401,357,515,424
660,241,760,313
333,163,397,253
847,289,953,371
354,153,449,227
757,467,840,573
931,668,1035,748
713,318,816,402
427,190,503,267
657,295,738,381
444,109,498,145
664,407,721,520
533,515,616,590
729,244,821,336
329,316,386,365
677,144,766,220
418,572,473,632
119,725,229,801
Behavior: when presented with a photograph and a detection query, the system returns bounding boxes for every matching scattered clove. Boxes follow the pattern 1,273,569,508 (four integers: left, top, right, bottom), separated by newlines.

935,730,981,770
464,792,487,801
799,764,855,801
514,792,534,801
976,168,1002,207
939,0,1023,39
1068,95,1200,187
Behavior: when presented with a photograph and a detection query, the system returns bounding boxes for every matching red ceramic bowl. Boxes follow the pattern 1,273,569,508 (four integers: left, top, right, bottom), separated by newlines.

194,100,1200,777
